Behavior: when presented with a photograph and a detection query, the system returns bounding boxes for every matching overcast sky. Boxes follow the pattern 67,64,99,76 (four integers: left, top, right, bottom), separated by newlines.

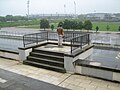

0,0,120,16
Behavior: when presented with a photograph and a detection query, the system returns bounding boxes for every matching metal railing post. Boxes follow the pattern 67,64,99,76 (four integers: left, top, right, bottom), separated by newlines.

23,35,25,47
36,33,38,44
88,34,90,45
71,40,72,54
73,32,75,38
81,36,83,49
47,31,48,41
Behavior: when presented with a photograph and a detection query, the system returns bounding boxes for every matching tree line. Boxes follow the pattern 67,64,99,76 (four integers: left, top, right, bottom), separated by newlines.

40,19,93,31
0,15,31,22
40,19,120,31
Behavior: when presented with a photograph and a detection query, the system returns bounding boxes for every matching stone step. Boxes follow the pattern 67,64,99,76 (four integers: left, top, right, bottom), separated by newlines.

27,56,64,67
30,52,64,62
33,48,64,57
24,47,66,73
23,60,66,73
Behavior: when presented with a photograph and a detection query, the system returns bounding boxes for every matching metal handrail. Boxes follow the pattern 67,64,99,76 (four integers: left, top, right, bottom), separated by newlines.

23,32,48,47
22,31,90,54
70,34,90,53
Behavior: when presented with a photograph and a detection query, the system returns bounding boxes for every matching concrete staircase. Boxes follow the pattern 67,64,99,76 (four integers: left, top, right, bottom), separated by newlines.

23,48,66,73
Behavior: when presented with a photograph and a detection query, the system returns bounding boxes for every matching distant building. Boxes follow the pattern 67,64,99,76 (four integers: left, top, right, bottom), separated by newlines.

28,13,120,21
29,14,77,19
85,13,120,21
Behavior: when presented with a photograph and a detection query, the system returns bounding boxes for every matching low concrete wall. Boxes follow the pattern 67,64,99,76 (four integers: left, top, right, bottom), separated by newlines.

0,48,32,61
64,47,93,73
0,50,19,60
18,48,32,61
78,48,93,60
113,72,120,82
76,65,120,82
18,41,48,61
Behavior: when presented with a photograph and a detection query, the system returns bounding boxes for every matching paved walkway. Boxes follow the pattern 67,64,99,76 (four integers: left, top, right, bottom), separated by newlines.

0,69,68,90
0,58,120,90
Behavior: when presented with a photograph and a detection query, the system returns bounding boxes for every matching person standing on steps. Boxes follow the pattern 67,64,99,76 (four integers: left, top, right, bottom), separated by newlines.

57,24,64,47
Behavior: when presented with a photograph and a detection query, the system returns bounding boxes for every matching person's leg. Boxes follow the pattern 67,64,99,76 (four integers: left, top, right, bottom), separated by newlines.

59,35,63,46
58,35,60,46
58,35,63,47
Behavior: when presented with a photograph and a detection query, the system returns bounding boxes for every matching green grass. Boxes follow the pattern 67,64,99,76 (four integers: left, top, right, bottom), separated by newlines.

1,20,120,32
92,22,120,31
17,23,58,30
17,25,40,29
0,20,40,27
22,22,120,32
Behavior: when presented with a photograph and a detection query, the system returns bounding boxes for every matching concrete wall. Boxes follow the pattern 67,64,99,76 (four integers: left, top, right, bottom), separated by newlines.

64,56,75,73
78,48,93,60
64,48,93,73
113,72,120,82
19,48,32,61
0,51,19,60
0,48,32,61
76,65,120,82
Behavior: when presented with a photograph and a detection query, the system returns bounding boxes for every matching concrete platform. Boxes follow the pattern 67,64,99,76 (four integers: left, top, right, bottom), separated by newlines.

35,44,71,54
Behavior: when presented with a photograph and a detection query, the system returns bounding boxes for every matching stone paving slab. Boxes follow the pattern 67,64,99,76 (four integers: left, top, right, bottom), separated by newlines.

0,69,68,90
0,58,120,90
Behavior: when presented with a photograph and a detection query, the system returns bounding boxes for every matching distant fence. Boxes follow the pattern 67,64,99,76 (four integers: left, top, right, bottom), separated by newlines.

0,31,26,36
90,33,120,46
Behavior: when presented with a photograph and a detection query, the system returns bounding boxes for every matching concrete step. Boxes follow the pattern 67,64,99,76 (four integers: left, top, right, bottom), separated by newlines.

24,47,66,73
27,56,64,67
33,48,64,57
30,52,64,62
23,60,66,73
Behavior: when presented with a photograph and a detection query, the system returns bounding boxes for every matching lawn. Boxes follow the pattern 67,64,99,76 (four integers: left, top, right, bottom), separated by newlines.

1,20,120,32
92,22,120,31
21,21,120,32
17,25,40,29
